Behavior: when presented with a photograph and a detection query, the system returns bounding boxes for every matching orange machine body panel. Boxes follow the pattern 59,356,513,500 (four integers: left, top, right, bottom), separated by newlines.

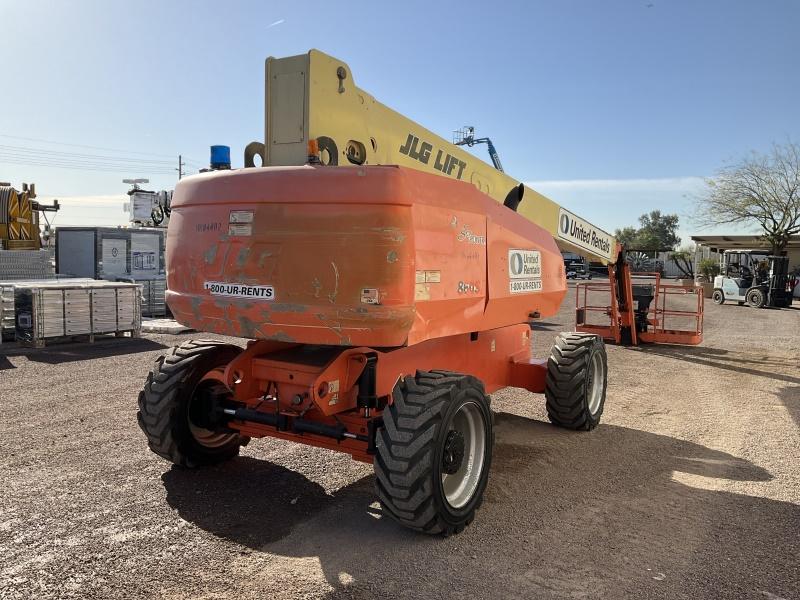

167,165,566,347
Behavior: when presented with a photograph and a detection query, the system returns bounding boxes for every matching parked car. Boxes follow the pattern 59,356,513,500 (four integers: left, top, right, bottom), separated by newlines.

566,263,593,280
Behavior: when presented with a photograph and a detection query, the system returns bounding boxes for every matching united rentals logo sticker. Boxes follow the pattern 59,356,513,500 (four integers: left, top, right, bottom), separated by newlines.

557,208,613,261
508,249,543,294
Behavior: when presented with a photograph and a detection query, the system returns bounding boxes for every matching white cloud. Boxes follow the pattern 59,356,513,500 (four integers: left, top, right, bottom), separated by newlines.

267,18,285,28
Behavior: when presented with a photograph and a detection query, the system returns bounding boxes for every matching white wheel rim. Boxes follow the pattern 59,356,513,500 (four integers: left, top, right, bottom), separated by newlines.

441,401,486,509
587,351,605,415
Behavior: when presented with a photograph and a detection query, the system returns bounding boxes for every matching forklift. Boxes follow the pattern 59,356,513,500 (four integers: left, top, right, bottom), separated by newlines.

712,249,792,308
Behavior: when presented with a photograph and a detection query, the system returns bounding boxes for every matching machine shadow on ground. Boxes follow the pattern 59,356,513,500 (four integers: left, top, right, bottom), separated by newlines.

776,385,800,428
530,320,562,331
161,413,799,599
635,344,800,386
0,337,168,365
162,456,367,547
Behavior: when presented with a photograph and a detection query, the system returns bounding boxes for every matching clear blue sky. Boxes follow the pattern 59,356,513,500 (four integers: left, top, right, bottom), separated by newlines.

1,0,798,244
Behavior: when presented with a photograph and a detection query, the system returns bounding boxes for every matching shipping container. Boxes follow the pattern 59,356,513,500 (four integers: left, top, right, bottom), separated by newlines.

55,227,165,281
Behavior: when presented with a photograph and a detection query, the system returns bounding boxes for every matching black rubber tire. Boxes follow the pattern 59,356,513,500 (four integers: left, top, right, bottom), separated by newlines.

137,339,245,468
374,370,494,536
545,333,607,431
712,289,725,305
746,287,765,308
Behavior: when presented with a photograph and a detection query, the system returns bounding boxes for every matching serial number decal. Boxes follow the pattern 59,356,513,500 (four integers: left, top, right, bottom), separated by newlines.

204,281,274,299
228,223,252,236
510,279,543,294
229,210,254,224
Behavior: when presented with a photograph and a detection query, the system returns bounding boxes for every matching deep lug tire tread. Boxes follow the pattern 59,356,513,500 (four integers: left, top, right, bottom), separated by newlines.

544,332,607,431
374,370,493,536
137,339,244,468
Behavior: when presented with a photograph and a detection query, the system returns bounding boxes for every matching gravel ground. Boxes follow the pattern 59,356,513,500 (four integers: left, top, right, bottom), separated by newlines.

1,285,798,599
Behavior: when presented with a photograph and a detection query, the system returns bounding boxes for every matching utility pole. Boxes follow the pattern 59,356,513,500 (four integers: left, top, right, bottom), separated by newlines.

177,154,185,179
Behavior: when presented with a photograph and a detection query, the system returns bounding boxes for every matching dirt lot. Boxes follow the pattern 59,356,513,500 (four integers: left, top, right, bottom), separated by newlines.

1,286,798,600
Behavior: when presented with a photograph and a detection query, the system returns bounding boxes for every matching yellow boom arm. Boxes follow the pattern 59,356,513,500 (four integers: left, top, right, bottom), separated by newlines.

246,49,616,264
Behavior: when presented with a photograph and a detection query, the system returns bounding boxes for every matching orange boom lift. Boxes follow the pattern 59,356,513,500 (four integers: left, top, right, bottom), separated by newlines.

138,51,702,535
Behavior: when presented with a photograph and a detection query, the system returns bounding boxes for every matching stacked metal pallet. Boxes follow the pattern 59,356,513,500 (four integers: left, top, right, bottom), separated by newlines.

140,277,167,317
116,275,168,317
1,278,94,342
64,288,92,336
91,287,119,333
0,284,15,342
0,250,54,280
12,281,141,347
116,286,140,332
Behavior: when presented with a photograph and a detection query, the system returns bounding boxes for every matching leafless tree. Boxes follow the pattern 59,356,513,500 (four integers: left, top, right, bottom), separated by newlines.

697,142,800,254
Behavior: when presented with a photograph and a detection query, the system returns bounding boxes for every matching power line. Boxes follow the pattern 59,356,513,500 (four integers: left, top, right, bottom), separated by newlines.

0,133,203,163
0,154,177,175
0,150,177,169
0,144,178,166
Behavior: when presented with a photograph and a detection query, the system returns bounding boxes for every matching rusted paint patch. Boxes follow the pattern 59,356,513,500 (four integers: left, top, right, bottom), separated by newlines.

268,331,296,343
236,246,251,268
270,303,307,313
204,244,218,265
315,313,353,346
237,315,258,339
371,227,406,242
213,297,232,310
190,296,203,319
257,249,273,268
237,314,273,340
219,243,233,274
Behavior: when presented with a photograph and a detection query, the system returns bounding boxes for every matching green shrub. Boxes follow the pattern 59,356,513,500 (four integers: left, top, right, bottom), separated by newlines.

698,258,720,281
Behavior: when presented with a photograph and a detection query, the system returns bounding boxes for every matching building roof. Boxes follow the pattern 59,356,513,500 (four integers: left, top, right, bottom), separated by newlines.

691,234,800,252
